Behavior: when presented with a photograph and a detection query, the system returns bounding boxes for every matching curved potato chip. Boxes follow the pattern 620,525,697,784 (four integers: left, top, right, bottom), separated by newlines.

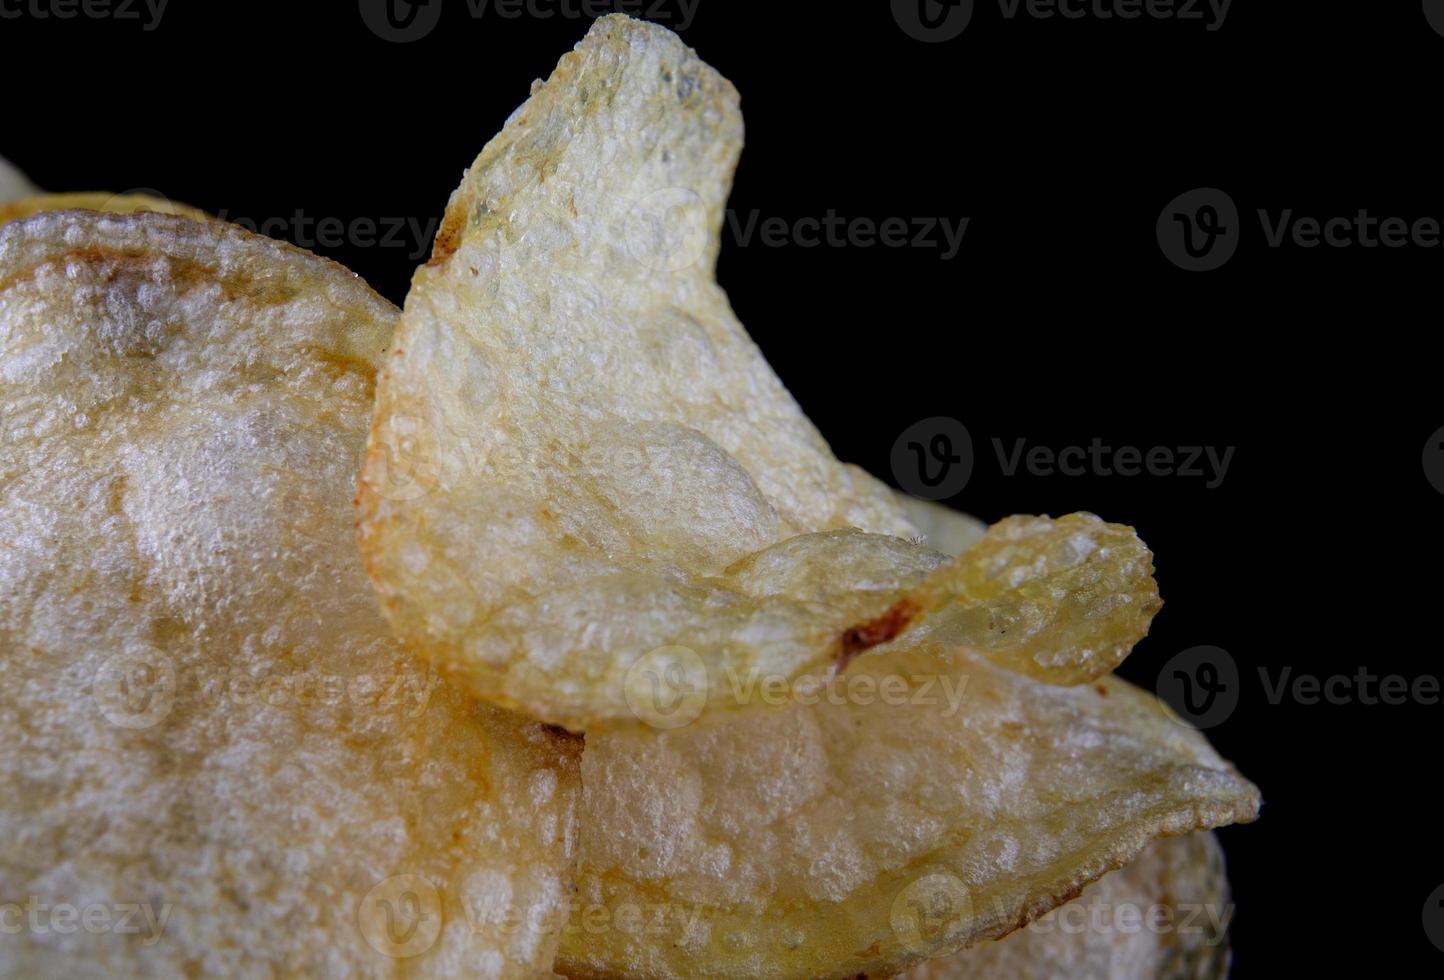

0,192,208,227
0,211,580,977
358,16,1153,731
0,155,36,202
900,833,1233,980
557,649,1257,979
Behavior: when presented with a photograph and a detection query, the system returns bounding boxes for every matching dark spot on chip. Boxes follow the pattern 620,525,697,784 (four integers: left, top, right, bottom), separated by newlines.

836,600,918,673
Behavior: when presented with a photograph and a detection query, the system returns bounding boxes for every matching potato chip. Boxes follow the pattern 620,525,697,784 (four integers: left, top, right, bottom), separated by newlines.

0,155,36,202
557,650,1258,978
0,191,209,227
900,833,1233,980
0,211,580,977
358,16,1154,731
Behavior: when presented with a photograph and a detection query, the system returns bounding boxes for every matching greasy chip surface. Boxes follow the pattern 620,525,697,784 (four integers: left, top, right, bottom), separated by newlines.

0,155,36,202
0,192,208,227
0,212,580,977
558,648,1258,979
900,833,1234,980
359,16,1153,731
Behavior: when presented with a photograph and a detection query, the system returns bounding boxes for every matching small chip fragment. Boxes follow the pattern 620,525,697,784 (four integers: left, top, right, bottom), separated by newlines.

0,154,36,202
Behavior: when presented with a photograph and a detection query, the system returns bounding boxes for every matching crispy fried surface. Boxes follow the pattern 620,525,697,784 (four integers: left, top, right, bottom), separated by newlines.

0,192,208,227
899,833,1233,980
0,212,580,978
559,654,1256,979
358,17,1153,732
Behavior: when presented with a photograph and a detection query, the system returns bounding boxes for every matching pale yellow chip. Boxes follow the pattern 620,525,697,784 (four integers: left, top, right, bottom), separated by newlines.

0,156,37,202
0,191,209,227
558,649,1257,979
358,16,1156,731
899,833,1234,980
0,211,580,977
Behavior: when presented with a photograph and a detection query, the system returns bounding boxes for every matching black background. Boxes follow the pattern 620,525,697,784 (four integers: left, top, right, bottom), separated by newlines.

3,1,1438,975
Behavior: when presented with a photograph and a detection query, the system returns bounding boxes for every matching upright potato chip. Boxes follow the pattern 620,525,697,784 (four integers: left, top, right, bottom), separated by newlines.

0,191,208,227
558,648,1258,979
900,833,1234,980
358,16,1155,731
0,212,580,977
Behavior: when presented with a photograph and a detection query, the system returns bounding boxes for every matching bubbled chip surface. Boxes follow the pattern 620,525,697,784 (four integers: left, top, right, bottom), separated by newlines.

358,17,1157,732
899,833,1234,980
0,211,580,978
559,650,1257,979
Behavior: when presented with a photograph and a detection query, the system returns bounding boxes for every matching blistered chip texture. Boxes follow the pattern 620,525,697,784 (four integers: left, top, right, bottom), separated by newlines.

557,648,1258,979
900,833,1234,980
0,212,580,978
